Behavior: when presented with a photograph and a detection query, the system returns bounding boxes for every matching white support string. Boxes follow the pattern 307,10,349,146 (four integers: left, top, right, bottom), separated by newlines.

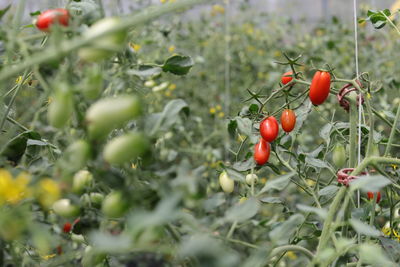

224,0,231,158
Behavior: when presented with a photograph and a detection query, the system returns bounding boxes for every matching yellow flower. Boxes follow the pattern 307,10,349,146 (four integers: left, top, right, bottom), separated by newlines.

216,105,222,111
36,178,60,209
47,97,53,105
239,197,248,204
211,4,225,16
286,251,297,260
306,179,316,187
15,76,23,84
260,178,267,184
392,164,398,170
218,112,225,118
131,163,137,169
41,254,56,260
160,0,167,3
168,45,176,53
130,43,141,52
168,84,177,91
165,91,172,97
0,170,31,205
273,51,281,57
209,107,216,114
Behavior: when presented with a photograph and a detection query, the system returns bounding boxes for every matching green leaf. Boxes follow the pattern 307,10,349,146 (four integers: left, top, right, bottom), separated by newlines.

225,168,245,182
359,243,395,266
305,156,330,169
162,55,194,75
234,116,253,137
269,214,304,245
232,158,256,172
203,193,226,212
258,172,295,195
225,197,260,222
349,174,391,192
147,99,189,135
249,104,259,114
89,232,132,253
0,5,11,20
318,185,339,197
379,237,400,262
127,65,162,78
297,204,327,219
350,219,381,237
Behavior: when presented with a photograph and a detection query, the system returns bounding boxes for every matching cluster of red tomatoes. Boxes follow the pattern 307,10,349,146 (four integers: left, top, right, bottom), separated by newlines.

35,8,69,32
253,69,332,166
253,110,296,165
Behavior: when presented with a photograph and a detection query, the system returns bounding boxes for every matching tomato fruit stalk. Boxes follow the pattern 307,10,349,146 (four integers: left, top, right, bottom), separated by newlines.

260,116,279,142
309,71,331,105
281,71,293,85
253,138,270,165
36,8,69,32
280,109,296,133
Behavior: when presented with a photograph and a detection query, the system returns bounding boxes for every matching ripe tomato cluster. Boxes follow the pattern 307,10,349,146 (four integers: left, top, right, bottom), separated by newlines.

36,8,69,32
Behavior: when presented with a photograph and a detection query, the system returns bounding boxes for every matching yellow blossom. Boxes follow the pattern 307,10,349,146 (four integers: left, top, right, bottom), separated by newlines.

160,0,167,3
131,163,137,169
216,105,222,111
130,43,141,52
0,170,31,205
36,178,60,209
239,197,248,204
169,84,177,91
168,45,176,53
218,112,225,118
286,251,297,260
211,4,225,16
392,164,398,170
41,254,56,260
260,178,267,184
165,91,172,97
15,76,23,84
209,107,216,114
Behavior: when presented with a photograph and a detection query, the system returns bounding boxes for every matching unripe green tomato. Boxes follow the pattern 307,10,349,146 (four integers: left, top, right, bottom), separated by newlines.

52,199,80,218
71,233,86,244
85,96,141,139
219,171,234,193
72,170,93,194
63,140,91,171
245,174,258,185
82,246,106,267
47,84,73,128
103,132,149,165
80,192,104,208
332,144,346,168
78,17,127,62
101,191,127,218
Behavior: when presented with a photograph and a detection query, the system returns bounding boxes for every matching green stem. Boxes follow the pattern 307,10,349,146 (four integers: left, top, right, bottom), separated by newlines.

0,0,211,82
384,102,400,156
349,93,358,168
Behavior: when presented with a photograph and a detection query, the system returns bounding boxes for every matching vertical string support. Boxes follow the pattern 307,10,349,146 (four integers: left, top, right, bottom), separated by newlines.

224,0,231,158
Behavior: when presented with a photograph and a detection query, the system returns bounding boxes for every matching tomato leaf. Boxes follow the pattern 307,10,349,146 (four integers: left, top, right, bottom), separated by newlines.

297,204,327,219
162,55,194,75
359,243,394,266
269,214,304,245
349,174,391,192
0,5,10,20
258,172,295,195
225,197,260,222
127,65,162,78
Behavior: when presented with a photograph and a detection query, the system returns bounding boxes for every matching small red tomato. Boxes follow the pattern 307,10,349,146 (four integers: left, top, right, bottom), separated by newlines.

254,138,271,165
281,109,296,133
281,71,293,85
260,116,279,142
309,71,331,105
63,222,72,233
36,8,69,32
367,191,381,203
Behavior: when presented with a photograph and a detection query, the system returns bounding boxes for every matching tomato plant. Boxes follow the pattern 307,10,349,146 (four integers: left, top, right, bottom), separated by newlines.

280,109,296,133
36,8,69,32
309,70,331,105
253,138,270,165
259,116,279,142
281,71,293,85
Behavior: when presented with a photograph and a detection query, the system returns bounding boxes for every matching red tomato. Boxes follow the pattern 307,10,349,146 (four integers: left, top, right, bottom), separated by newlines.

63,222,72,233
260,116,279,142
36,8,69,32
367,191,381,203
281,71,293,85
281,109,296,133
309,71,331,105
254,138,271,165
56,245,63,255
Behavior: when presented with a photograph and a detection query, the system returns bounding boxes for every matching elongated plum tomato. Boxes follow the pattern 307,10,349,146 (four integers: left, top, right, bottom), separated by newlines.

36,8,69,32
63,222,72,233
281,71,293,85
309,71,331,105
254,138,270,165
260,116,279,142
367,191,381,203
280,109,296,133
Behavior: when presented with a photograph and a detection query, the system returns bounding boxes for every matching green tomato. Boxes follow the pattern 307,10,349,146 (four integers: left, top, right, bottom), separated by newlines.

245,174,258,185
78,17,127,61
52,199,80,218
370,143,380,157
72,170,93,194
81,65,103,99
62,140,91,172
80,192,104,208
85,96,142,139
332,144,346,168
219,171,234,193
103,132,149,165
82,246,106,267
101,191,127,218
47,84,73,128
